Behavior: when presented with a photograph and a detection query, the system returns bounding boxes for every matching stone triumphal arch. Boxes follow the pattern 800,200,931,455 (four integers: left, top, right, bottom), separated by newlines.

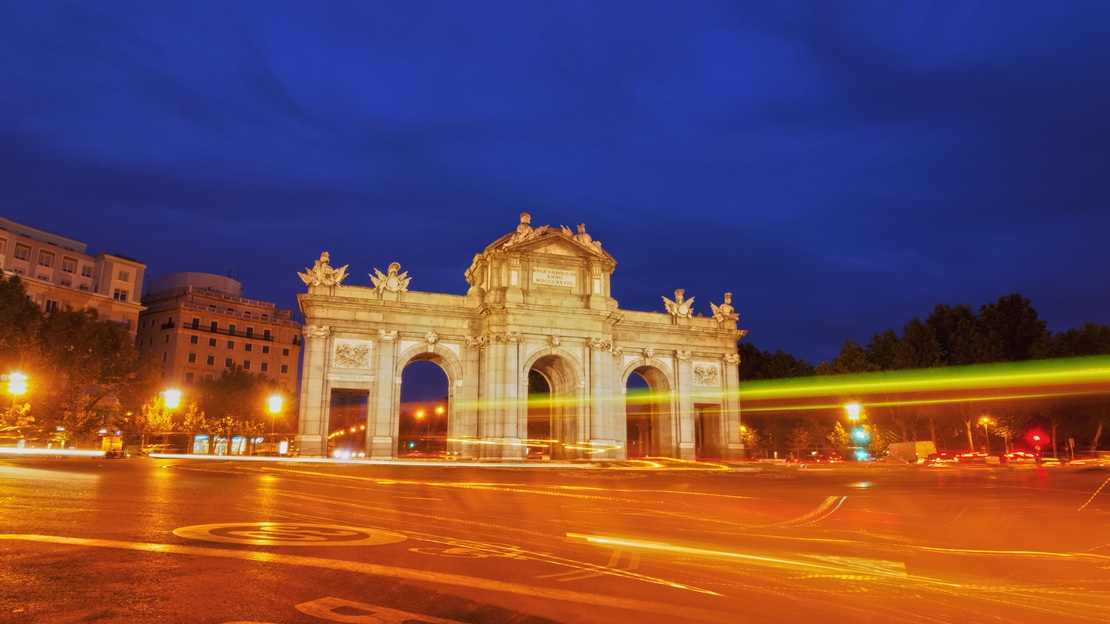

296,214,747,460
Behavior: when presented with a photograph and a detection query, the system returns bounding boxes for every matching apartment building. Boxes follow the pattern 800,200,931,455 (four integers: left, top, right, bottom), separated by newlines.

0,216,145,336
137,272,302,387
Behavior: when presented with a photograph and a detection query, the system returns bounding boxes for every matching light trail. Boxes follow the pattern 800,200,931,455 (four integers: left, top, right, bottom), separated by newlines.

0,448,106,458
738,355,1110,401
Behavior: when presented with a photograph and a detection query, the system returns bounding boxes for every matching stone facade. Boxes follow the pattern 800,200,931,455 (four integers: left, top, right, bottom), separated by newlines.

0,216,146,336
138,273,302,388
296,214,746,460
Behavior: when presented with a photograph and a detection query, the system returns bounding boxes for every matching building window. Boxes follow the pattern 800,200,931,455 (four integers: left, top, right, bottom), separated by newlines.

225,358,233,368
164,335,169,344
227,341,234,349
188,353,197,363
208,338,217,347
113,289,128,302
244,311,252,318
61,258,77,273
210,321,218,332
190,335,199,344
0,238,6,255
244,343,252,352
38,251,54,267
80,265,92,277
162,353,167,363
280,365,288,374
206,355,215,366
14,244,30,261
243,361,251,370
45,300,58,312
228,324,237,337
261,362,269,372
261,314,268,321
264,329,272,340
282,348,289,357
118,271,129,282
38,274,49,281
60,279,72,288
246,327,255,338
191,317,200,329
185,372,195,383
262,345,270,354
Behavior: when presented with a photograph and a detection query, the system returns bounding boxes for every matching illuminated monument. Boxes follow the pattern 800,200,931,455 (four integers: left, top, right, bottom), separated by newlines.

296,214,746,460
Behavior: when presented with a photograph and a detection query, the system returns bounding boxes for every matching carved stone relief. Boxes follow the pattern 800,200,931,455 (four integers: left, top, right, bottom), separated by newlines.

378,329,398,342
693,362,721,387
424,331,439,345
723,353,740,365
333,340,372,369
642,347,655,360
676,350,692,361
303,324,331,338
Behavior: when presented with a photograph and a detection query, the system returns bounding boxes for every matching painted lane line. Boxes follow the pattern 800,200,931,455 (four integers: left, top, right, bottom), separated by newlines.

173,523,407,547
1077,475,1110,512
0,533,737,623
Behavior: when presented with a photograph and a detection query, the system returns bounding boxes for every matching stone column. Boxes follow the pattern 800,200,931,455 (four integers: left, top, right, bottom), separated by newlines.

675,356,696,460
588,342,618,460
451,341,482,459
369,333,397,459
480,336,525,460
720,355,744,459
297,324,331,457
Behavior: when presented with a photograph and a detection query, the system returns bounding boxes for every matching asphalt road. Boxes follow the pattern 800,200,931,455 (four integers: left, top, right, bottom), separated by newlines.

2,457,1109,623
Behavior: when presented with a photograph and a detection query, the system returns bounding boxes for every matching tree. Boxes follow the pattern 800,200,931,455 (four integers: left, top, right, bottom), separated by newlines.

891,318,944,370
974,294,1049,363
786,424,812,458
926,303,979,366
0,275,42,370
826,422,852,455
865,329,899,370
737,343,815,380
33,308,156,443
1040,322,1110,358
816,340,879,376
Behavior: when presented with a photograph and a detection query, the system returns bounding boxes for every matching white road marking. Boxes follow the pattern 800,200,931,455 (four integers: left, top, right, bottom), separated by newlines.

296,596,464,623
0,533,737,623
173,522,407,547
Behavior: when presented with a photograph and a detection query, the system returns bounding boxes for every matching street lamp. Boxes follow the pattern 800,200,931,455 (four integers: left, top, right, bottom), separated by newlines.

163,389,182,409
979,416,993,455
267,394,283,454
845,403,862,422
5,372,27,421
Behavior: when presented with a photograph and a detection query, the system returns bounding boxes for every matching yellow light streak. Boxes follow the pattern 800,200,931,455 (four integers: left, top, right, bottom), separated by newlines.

0,448,106,457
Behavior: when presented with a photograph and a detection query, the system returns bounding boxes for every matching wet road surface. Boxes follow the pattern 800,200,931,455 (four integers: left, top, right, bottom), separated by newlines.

2,457,1109,623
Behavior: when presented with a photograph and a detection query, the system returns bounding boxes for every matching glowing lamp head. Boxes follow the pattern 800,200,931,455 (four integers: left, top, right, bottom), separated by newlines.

416,410,425,419
845,403,862,421
435,406,444,415
852,427,869,441
267,395,283,414
7,372,28,396
979,415,992,426
163,389,182,409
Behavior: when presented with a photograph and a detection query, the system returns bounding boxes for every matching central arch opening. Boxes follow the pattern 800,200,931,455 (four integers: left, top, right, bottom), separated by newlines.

625,365,674,458
398,358,449,458
527,354,579,460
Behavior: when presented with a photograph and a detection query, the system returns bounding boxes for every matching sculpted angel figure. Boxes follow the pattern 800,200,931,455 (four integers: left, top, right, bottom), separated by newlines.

663,289,694,318
507,212,547,245
710,292,739,323
298,252,349,287
371,262,411,293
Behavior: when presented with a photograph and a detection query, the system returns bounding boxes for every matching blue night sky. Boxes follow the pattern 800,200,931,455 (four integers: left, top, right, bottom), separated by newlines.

2,2,1109,365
